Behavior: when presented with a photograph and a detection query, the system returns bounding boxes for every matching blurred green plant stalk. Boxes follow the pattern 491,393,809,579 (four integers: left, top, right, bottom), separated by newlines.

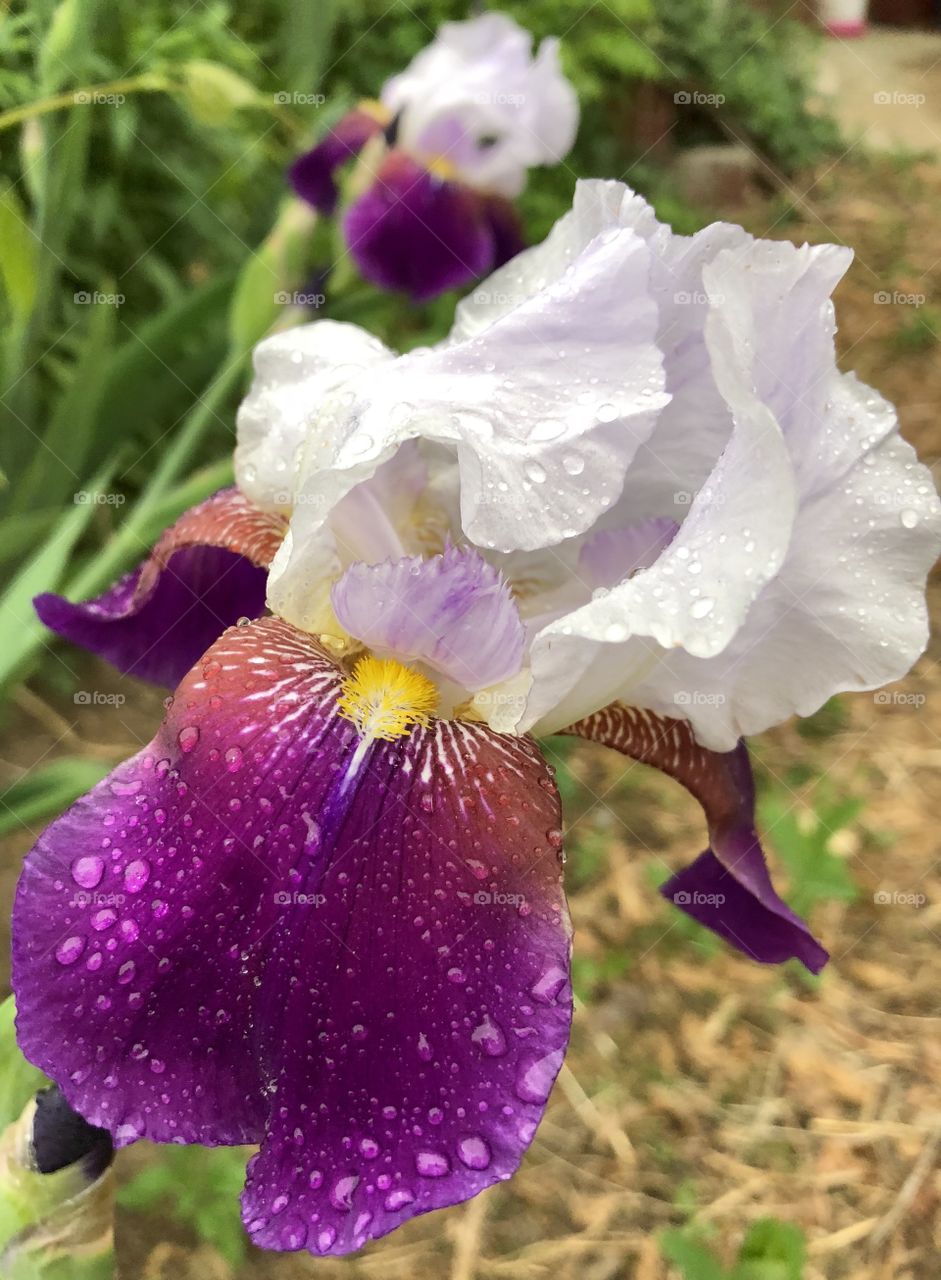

0,999,114,1280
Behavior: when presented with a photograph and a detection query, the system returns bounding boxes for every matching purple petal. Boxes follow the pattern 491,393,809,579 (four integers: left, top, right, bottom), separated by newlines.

579,518,679,589
565,704,828,972
34,488,286,687
331,543,526,691
343,152,497,301
481,195,526,268
14,617,571,1255
289,107,386,214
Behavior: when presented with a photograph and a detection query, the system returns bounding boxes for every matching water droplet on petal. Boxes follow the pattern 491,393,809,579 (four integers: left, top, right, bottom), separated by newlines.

515,1049,564,1104
177,726,199,753
690,597,715,619
416,1150,451,1178
384,1187,415,1211
457,1135,492,1170
55,936,85,966
471,1014,508,1057
123,860,150,893
330,1174,360,1211
71,855,104,889
900,508,919,529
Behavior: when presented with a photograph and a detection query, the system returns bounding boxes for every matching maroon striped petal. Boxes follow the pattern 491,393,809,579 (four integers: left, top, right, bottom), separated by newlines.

14,617,571,1255
564,704,827,972
344,152,498,302
34,488,286,687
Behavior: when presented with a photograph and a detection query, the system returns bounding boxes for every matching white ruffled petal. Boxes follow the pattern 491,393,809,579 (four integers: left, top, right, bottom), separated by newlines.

234,321,394,511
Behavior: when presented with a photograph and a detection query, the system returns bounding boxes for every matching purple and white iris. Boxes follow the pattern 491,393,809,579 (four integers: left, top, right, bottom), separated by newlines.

14,180,940,1258
290,12,578,300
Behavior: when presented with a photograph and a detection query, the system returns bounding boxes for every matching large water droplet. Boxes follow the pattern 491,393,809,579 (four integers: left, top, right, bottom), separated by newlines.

71,855,104,889
457,1135,492,1170
55,936,85,966
384,1187,415,1211
515,1049,564,1104
900,508,919,529
330,1174,359,1211
123,860,150,893
177,725,199,753
689,597,715,619
471,1014,508,1057
416,1150,451,1178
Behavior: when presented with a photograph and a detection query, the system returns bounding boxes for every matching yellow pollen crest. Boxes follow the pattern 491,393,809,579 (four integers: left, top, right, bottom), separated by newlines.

337,656,438,742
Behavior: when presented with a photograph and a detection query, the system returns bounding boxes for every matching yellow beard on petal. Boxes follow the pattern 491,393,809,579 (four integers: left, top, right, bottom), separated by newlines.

337,656,438,742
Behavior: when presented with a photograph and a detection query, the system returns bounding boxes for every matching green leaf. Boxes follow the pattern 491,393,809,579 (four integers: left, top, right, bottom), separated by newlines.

0,757,113,840
228,198,317,351
660,1229,729,1280
759,788,859,918
177,59,261,127
0,186,38,324
0,456,116,691
732,1218,806,1280
0,997,47,1130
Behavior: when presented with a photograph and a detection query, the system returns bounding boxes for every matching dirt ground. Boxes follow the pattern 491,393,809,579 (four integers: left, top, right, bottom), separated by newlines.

3,151,941,1279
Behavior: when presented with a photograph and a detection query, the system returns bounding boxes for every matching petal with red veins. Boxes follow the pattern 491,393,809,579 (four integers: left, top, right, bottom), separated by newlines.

14,617,571,1254
564,704,827,972
34,488,286,687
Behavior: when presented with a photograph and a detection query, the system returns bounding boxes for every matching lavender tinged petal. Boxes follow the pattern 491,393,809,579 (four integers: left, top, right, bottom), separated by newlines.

331,544,526,691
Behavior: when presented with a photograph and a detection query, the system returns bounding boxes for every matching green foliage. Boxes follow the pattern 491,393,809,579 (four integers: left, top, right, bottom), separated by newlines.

890,305,941,355
0,757,112,837
119,1145,250,1267
661,1217,806,1280
758,785,861,919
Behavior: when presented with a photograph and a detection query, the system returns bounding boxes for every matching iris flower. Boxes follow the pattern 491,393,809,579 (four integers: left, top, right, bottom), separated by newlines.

289,12,578,300
15,181,939,1257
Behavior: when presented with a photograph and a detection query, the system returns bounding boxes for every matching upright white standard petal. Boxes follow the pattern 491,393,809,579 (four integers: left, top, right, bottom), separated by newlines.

234,321,394,511
381,13,578,197
250,178,939,746
266,221,669,632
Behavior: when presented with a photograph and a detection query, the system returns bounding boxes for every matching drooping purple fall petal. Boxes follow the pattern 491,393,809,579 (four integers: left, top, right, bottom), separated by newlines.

289,107,387,215
343,152,498,301
564,703,828,972
331,543,526,691
34,488,286,687
14,617,572,1255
